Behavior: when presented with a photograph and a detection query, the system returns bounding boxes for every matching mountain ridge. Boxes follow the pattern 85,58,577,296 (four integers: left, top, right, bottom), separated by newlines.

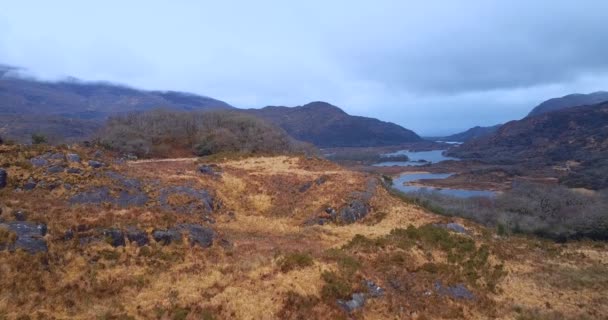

245,101,422,147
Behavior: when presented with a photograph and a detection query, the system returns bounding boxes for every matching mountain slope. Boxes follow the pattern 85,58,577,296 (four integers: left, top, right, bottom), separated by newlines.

434,124,502,142
0,77,233,118
245,101,421,147
451,102,608,189
0,70,233,141
527,91,608,117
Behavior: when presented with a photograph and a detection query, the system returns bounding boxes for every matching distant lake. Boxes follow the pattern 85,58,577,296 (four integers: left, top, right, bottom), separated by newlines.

392,172,496,198
374,149,458,167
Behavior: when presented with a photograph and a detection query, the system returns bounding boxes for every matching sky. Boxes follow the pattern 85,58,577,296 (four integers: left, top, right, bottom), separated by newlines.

1,1,608,135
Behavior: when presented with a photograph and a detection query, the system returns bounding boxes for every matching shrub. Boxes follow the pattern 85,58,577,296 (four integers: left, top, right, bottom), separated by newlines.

278,252,314,272
320,271,352,300
98,109,316,158
392,182,608,241
31,133,47,145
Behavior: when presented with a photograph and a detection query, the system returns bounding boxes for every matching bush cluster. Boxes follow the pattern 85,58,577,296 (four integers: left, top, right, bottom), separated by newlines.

397,182,608,241
97,109,316,158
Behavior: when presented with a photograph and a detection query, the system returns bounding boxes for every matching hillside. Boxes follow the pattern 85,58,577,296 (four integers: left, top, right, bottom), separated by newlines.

433,124,502,142
0,70,233,142
527,91,608,117
246,101,421,147
0,144,605,319
450,102,608,189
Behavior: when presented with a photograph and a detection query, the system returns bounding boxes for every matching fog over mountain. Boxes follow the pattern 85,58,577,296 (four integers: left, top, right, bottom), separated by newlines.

2,1,608,135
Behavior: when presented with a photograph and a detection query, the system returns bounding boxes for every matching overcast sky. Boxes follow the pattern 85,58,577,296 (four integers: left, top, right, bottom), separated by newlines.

1,1,608,135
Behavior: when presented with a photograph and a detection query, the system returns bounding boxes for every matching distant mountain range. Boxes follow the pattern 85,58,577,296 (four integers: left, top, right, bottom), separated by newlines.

451,102,608,189
245,102,421,147
431,124,502,143
437,91,608,143
527,91,608,117
0,65,420,146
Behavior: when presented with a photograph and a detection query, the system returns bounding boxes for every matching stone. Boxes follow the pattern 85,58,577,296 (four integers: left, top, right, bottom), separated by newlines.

88,160,104,168
69,187,112,205
116,190,148,207
152,229,182,245
66,168,83,174
12,210,27,221
63,183,72,190
338,199,369,224
66,153,81,162
0,221,48,254
315,175,328,185
23,178,37,191
0,168,7,189
47,165,65,174
180,224,214,248
126,227,149,246
434,281,475,300
49,153,65,160
63,229,74,240
445,222,467,234
364,280,385,297
30,157,48,167
337,293,366,313
299,181,313,193
198,164,221,176
103,228,125,247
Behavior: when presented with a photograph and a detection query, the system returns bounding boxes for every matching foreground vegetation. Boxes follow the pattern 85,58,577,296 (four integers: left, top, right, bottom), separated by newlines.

97,109,316,158
0,144,606,319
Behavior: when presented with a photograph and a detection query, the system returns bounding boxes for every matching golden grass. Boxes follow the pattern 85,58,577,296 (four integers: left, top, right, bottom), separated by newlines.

0,147,606,319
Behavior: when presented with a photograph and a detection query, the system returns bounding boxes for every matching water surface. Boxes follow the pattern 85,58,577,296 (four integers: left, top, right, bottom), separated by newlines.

375,149,458,167
392,172,496,198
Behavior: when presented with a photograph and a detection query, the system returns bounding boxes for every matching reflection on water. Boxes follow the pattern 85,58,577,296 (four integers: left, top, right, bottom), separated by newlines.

392,172,496,198
374,150,457,167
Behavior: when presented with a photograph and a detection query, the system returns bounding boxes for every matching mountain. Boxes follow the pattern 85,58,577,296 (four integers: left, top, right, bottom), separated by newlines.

433,124,502,142
527,91,608,117
245,101,422,147
450,102,608,189
0,70,233,141
0,76,232,118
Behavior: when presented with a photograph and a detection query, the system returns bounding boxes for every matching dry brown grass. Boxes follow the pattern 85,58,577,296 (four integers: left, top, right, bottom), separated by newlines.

0,146,606,319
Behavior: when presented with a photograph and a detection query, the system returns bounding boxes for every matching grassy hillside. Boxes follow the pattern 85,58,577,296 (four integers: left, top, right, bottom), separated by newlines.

0,144,605,319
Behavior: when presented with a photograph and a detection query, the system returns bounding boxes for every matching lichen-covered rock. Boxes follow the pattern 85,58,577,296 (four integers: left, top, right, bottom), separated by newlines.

47,165,65,174
446,222,467,234
12,210,27,221
116,190,148,207
152,229,182,245
179,224,214,248
299,181,313,193
88,160,104,168
66,168,83,174
103,228,126,247
69,187,112,205
364,280,385,297
337,293,366,313
126,227,149,246
336,178,377,224
434,281,475,300
23,178,37,191
66,153,81,162
0,221,48,254
30,157,48,167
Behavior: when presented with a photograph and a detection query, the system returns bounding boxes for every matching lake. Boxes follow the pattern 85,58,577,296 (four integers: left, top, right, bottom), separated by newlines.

392,172,496,198
374,149,458,167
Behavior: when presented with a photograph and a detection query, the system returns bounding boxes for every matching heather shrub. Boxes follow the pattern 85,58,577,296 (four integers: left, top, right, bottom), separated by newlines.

98,109,316,158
